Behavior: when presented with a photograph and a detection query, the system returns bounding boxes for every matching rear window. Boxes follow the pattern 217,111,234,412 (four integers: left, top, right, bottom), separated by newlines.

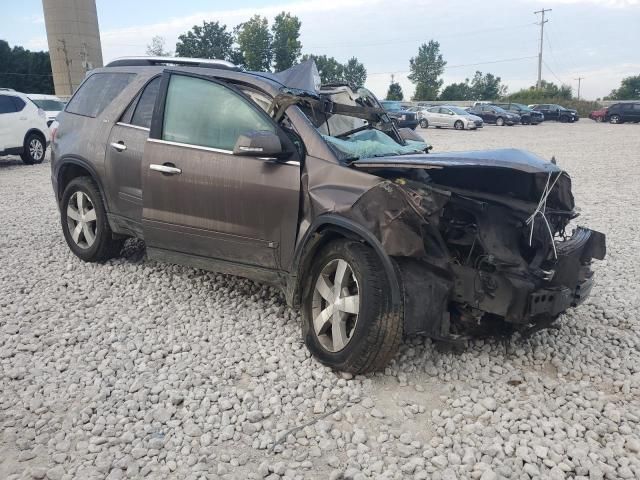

32,99,66,111
0,95,17,114
66,72,135,118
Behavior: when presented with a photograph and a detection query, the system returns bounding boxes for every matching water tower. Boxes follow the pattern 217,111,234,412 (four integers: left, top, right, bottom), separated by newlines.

42,0,103,96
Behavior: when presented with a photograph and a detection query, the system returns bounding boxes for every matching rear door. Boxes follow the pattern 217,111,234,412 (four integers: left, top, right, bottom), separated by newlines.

632,103,640,122
105,76,161,223
142,72,301,270
0,95,25,151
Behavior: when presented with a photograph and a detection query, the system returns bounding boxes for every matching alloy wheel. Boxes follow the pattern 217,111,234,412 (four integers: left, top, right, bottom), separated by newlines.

311,258,360,352
29,138,44,161
611,115,620,124
454,120,464,130
66,191,97,249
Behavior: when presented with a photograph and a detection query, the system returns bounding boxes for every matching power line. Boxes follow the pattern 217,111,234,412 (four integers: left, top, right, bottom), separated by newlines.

542,59,565,85
0,72,53,77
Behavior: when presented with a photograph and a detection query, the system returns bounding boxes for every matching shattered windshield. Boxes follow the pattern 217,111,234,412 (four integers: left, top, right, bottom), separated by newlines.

299,87,429,162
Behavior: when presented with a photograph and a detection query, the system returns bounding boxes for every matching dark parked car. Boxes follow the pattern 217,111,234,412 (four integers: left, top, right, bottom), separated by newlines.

530,104,578,122
380,101,419,129
589,107,608,122
605,102,640,124
493,103,544,125
466,104,521,126
50,57,606,374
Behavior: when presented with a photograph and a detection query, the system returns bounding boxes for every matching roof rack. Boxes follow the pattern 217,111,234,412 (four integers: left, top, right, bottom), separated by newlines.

104,56,240,71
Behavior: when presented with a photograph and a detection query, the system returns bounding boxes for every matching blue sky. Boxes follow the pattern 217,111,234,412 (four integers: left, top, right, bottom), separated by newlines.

4,0,640,99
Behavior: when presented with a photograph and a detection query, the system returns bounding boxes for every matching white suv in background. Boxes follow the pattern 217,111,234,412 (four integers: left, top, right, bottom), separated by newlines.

0,89,50,164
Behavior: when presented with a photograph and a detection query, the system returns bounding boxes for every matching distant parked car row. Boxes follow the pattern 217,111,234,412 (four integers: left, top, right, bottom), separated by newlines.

589,102,640,124
382,100,587,131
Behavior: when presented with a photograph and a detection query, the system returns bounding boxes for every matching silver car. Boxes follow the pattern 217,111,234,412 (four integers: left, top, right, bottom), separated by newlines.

420,106,483,130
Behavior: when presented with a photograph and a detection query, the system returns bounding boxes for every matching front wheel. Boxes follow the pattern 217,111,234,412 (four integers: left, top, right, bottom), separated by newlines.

454,120,464,130
610,115,621,124
60,177,124,262
21,132,46,165
496,117,505,126
302,240,402,374
419,118,429,129
559,116,568,123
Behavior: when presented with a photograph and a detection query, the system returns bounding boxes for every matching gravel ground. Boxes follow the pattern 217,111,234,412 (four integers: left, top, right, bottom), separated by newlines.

1,121,639,480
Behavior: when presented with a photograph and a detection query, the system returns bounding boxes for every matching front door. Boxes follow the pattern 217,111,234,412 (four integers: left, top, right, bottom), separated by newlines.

142,73,301,270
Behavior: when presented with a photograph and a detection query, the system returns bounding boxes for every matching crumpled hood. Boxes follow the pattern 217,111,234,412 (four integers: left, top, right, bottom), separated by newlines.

352,148,560,174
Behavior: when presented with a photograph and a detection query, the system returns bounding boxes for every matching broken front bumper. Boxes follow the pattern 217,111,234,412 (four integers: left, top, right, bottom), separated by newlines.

450,227,606,325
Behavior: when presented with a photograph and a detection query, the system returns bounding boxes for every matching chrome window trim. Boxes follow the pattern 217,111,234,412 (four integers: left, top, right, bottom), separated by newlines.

147,138,234,155
147,138,300,166
116,121,150,132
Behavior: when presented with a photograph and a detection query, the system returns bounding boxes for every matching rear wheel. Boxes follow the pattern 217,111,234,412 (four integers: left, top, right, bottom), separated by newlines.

21,132,46,165
610,115,621,124
419,118,428,128
496,117,505,126
60,177,124,262
454,120,464,130
302,240,402,374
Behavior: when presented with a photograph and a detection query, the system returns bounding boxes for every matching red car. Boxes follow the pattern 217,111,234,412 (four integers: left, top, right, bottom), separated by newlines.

589,107,608,122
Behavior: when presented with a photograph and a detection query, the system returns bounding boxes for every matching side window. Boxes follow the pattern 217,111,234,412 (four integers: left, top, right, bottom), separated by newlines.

131,77,161,129
162,75,275,151
0,96,17,114
11,96,26,112
66,72,135,118
634,104,640,111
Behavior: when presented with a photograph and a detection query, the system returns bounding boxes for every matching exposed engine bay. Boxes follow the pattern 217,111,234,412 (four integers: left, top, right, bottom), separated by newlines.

349,152,606,342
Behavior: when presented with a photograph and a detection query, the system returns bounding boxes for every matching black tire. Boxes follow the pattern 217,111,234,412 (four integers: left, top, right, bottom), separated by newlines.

21,132,46,165
302,239,402,374
454,120,464,130
60,176,124,262
419,118,428,129
559,116,568,123
496,117,505,126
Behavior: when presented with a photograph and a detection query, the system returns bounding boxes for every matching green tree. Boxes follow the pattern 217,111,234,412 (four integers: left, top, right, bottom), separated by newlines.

0,40,54,93
175,21,234,60
507,80,573,103
146,36,171,57
606,74,640,100
343,57,367,88
301,54,344,84
271,12,302,72
386,77,403,100
236,15,272,71
408,40,446,101
469,71,507,100
439,80,473,101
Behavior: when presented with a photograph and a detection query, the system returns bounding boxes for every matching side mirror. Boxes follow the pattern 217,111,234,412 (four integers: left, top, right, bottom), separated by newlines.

233,130,283,157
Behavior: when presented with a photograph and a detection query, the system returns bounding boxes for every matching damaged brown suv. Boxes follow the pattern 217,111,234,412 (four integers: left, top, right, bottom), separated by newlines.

51,57,606,373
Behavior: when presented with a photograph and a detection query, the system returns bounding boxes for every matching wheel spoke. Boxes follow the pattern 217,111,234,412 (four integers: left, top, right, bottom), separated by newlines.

84,208,97,222
82,223,95,246
72,223,82,243
313,305,334,335
331,316,349,351
67,205,81,222
333,259,348,291
337,294,359,314
77,192,84,212
315,274,334,303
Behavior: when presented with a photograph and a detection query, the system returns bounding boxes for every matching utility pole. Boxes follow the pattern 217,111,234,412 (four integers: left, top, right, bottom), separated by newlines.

57,39,73,95
574,77,584,100
534,8,551,89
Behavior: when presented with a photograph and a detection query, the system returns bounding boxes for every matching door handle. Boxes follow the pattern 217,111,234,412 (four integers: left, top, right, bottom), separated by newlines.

150,163,181,175
20,116,27,121
111,141,127,152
